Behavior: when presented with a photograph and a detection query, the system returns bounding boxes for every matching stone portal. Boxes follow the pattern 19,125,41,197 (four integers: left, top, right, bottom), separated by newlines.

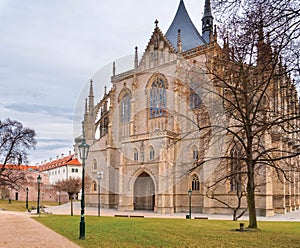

134,172,155,210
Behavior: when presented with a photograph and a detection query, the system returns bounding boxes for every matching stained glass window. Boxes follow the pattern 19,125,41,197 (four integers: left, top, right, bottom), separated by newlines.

230,146,242,192
134,149,139,162
190,88,202,109
150,77,166,118
192,174,200,191
193,147,199,161
149,146,155,160
121,93,131,123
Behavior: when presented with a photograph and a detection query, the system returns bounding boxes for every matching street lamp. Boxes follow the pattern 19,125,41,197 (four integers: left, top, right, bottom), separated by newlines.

25,187,29,210
37,175,42,214
8,186,12,204
188,189,192,219
97,171,104,217
78,135,90,240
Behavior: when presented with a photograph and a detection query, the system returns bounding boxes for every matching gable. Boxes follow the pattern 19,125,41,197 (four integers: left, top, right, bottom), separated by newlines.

138,23,177,71
144,24,176,54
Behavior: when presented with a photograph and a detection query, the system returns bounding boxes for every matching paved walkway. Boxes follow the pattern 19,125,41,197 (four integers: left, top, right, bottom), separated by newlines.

45,202,300,222
0,211,80,248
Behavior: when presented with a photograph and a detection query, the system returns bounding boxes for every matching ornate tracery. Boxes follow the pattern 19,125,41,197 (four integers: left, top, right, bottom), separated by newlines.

149,77,166,118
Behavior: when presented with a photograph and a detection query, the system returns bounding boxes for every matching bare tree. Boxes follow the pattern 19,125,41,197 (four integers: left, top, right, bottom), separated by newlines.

54,177,82,216
0,119,36,189
183,0,300,229
54,175,92,216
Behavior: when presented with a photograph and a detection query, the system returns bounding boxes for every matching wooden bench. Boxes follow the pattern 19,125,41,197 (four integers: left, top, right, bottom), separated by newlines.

114,214,129,217
130,215,144,218
194,217,208,220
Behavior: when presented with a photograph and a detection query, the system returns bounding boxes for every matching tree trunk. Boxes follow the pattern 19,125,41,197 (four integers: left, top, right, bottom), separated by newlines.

233,209,237,221
247,163,257,228
70,197,73,216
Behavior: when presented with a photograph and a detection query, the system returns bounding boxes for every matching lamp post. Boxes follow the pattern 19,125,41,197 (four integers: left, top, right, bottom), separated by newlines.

78,135,90,240
97,171,104,217
37,175,42,214
25,187,29,210
188,189,192,219
58,191,61,205
8,186,12,204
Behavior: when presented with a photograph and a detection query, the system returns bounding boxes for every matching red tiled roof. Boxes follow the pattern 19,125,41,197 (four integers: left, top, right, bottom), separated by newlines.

39,154,81,172
0,164,38,171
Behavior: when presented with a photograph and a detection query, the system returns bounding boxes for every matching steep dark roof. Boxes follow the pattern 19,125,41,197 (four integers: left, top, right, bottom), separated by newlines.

165,0,206,52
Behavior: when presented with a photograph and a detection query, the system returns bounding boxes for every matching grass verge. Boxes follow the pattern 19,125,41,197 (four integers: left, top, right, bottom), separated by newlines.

0,199,59,212
35,215,300,248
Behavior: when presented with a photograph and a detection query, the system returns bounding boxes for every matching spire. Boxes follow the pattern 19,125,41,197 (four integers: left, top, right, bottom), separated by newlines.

257,21,273,69
213,24,217,42
113,61,116,77
202,0,214,43
88,79,94,112
134,46,139,70
177,29,182,53
223,33,231,59
165,0,205,51
84,98,88,115
155,19,159,28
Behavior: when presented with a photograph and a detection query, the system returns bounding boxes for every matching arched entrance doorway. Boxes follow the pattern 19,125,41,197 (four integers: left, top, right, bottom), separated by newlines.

134,172,155,210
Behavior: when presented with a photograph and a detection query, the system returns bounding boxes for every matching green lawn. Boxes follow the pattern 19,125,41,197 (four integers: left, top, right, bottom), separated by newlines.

0,199,58,212
35,215,300,248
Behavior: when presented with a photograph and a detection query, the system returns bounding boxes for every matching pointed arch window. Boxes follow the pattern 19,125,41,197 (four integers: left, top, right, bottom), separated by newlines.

92,181,97,192
92,159,97,170
191,174,200,191
190,88,202,109
192,146,199,161
121,93,131,123
230,145,242,192
133,148,139,162
103,117,109,135
150,77,166,118
149,146,155,160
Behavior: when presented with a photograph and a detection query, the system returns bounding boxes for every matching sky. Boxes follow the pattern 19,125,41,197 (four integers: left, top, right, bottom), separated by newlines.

0,0,205,165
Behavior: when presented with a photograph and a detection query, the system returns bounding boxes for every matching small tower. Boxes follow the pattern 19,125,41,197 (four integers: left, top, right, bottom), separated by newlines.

88,79,94,113
202,0,214,43
134,46,139,71
84,98,88,118
83,79,96,143
112,61,116,77
177,29,182,53
257,21,273,69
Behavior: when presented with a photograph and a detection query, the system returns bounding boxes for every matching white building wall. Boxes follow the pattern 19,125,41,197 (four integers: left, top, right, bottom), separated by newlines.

46,165,82,184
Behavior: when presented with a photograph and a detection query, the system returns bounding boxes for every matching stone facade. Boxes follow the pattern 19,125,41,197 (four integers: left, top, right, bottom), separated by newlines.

78,0,300,216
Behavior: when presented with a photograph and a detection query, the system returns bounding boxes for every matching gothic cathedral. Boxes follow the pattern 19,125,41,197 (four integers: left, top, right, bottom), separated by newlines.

79,0,300,216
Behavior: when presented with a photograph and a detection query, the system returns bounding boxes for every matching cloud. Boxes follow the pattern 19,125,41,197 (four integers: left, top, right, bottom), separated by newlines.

35,138,73,153
4,103,73,120
30,138,74,165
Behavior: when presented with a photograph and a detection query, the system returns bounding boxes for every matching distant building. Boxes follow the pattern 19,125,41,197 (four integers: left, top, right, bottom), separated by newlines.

0,165,58,204
39,153,82,184
0,153,81,204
